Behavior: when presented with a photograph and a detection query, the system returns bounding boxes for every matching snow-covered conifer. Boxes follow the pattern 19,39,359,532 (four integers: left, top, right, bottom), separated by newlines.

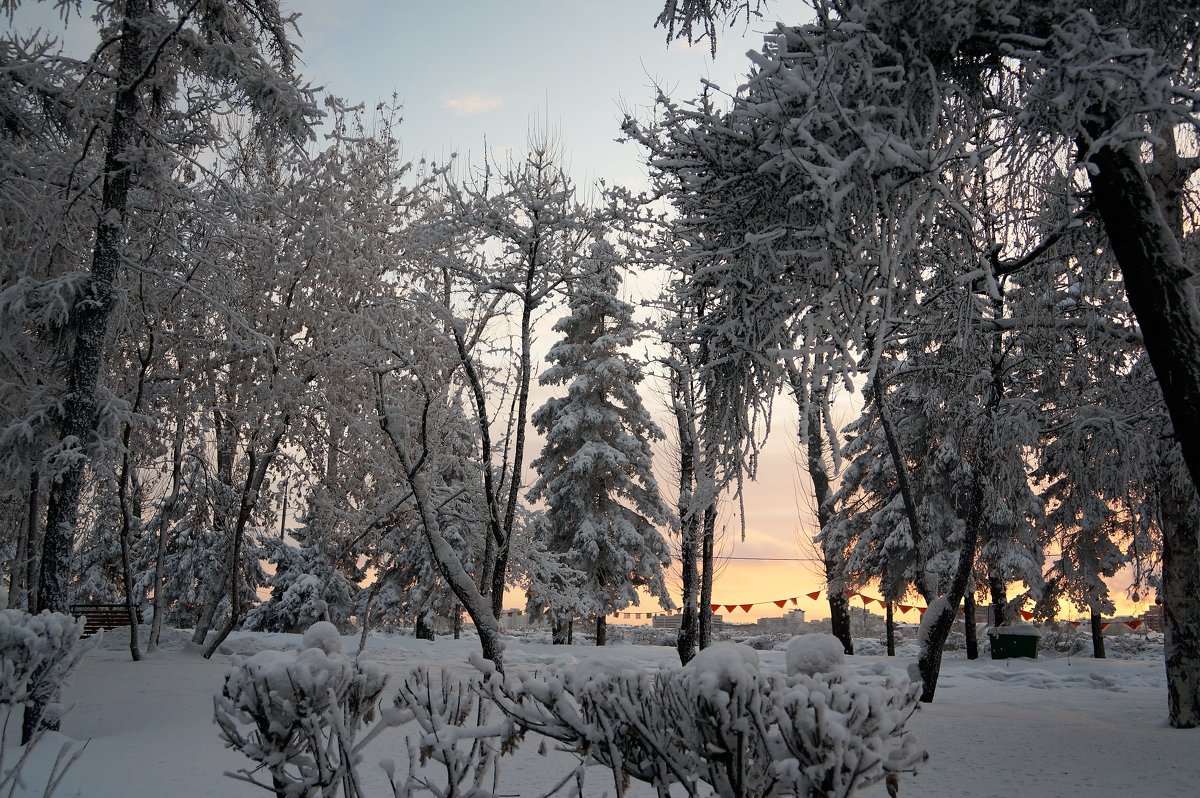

528,244,672,642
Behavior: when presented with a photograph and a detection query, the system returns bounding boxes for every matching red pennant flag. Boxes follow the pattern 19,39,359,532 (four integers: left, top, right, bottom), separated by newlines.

774,599,787,608
917,607,927,615
1101,623,1109,630
710,604,720,613
1019,610,1034,621
791,597,799,605
725,604,738,613
740,603,754,612
1126,620,1143,630
806,591,821,600
899,604,913,613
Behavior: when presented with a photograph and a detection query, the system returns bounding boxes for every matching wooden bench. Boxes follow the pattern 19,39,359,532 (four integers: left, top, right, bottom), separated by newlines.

70,603,136,638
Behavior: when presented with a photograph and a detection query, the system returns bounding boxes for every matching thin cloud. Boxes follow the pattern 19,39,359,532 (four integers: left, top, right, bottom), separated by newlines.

442,92,504,116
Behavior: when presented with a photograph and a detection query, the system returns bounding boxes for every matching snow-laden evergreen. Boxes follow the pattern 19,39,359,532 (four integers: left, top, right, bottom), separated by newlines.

528,245,672,639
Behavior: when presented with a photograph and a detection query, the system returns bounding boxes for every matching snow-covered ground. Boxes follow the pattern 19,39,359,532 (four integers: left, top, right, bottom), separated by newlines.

15,627,1199,797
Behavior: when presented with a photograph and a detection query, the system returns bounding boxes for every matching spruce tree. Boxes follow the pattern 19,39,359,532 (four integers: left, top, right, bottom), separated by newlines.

529,245,671,643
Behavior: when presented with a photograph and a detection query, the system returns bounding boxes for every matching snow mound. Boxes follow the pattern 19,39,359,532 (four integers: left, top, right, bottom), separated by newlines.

302,621,344,654
786,633,845,676
683,642,760,691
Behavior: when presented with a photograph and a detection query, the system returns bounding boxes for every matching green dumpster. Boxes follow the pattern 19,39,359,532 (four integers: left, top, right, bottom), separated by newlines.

987,625,1042,659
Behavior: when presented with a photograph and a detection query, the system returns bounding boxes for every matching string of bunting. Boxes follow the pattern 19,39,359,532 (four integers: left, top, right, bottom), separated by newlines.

605,591,1152,628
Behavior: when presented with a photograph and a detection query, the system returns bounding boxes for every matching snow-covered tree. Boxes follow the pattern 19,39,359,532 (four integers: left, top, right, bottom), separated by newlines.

528,245,672,645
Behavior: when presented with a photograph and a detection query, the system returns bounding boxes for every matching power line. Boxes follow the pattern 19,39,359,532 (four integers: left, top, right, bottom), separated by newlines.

720,556,825,564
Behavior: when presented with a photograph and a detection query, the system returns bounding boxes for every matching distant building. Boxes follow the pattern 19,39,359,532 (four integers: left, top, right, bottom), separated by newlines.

757,609,806,634
1142,605,1165,633
652,613,725,630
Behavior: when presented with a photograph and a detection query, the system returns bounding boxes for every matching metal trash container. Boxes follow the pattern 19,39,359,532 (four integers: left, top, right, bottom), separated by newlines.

987,625,1042,659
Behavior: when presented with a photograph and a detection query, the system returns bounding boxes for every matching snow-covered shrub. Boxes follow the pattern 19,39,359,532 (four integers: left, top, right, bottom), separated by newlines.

481,642,926,797
0,608,91,795
787,634,845,675
381,667,517,798
215,622,389,798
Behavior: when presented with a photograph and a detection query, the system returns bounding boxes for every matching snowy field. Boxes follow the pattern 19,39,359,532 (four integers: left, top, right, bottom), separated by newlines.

15,627,1200,798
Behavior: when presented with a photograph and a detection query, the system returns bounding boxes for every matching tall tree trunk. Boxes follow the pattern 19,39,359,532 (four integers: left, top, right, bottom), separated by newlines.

489,267,539,620
885,601,895,656
552,619,569,645
38,0,147,617
1090,612,1107,660
699,504,716,650
149,416,186,652
14,471,39,611
916,480,980,703
595,615,607,647
25,0,146,744
964,584,979,661
377,381,505,671
989,574,1008,628
1083,130,1200,727
673,368,700,665
1158,462,1200,727
789,364,854,655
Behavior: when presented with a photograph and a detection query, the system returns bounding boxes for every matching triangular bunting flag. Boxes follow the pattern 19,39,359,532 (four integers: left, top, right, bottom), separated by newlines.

899,604,912,613
725,604,738,613
710,604,720,613
1019,610,1034,621
1101,623,1109,630
790,597,799,605
917,607,927,615
1126,620,1142,630
740,604,754,612
807,591,821,600
774,599,787,608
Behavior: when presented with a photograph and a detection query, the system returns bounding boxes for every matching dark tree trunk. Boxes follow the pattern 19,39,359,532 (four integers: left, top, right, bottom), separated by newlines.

38,0,147,617
795,372,854,655
1090,612,1107,660
964,585,979,661
989,574,1008,629
917,481,981,703
454,608,462,639
26,0,147,744
415,613,435,641
552,618,569,645
886,601,895,657
566,619,573,645
1158,464,1200,727
673,374,700,665
699,504,716,650
595,615,607,647
1083,133,1200,727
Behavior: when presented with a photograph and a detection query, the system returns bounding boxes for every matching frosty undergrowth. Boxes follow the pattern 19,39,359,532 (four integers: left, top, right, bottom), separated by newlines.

219,626,926,798
0,604,92,797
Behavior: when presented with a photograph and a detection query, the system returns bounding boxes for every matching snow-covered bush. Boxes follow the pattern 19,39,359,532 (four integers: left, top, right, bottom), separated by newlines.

381,667,517,798
215,622,389,797
481,642,926,797
0,608,91,794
